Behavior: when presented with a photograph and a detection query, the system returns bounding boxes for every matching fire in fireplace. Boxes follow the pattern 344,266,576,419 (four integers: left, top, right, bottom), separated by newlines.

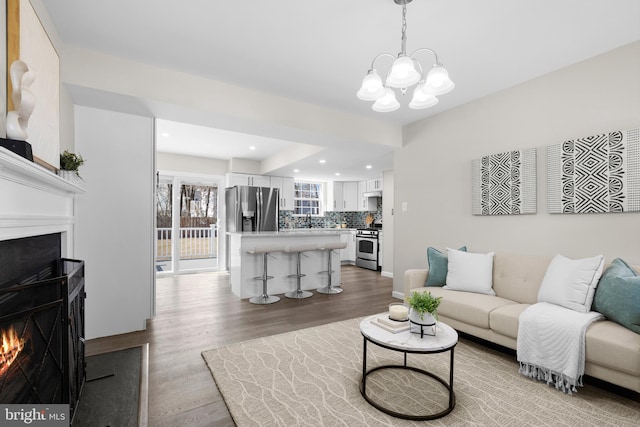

0,326,25,377
0,233,85,419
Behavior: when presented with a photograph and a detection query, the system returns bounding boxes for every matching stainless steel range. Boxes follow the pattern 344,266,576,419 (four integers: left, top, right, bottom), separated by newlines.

356,228,380,271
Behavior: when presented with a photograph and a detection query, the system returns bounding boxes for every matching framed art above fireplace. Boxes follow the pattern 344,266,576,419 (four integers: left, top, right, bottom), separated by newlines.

6,0,60,168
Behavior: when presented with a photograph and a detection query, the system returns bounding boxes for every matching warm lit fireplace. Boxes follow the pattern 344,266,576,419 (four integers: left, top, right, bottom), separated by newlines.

0,234,85,419
1,143,86,418
0,326,25,377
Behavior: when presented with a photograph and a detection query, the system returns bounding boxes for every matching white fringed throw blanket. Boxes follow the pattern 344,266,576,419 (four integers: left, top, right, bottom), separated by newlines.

517,302,603,394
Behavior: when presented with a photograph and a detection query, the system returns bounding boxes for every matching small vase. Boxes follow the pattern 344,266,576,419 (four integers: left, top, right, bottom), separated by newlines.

409,308,436,326
58,170,82,183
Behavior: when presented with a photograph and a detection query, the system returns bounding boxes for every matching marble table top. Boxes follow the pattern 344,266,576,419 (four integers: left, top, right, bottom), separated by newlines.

360,314,458,353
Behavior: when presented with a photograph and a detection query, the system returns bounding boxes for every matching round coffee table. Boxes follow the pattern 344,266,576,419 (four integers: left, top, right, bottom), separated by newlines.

359,314,458,420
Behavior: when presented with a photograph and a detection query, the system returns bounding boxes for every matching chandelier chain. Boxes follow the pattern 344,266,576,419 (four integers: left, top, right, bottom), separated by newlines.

401,1,408,54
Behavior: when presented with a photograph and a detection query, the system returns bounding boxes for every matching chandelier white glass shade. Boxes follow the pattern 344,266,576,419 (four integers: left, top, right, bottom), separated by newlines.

357,0,454,112
357,70,386,101
373,87,400,112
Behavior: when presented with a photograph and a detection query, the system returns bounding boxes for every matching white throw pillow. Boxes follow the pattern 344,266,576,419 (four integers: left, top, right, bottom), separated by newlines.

443,248,495,295
537,254,605,313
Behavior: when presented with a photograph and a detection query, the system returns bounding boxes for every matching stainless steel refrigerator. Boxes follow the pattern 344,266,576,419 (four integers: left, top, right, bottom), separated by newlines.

225,186,279,232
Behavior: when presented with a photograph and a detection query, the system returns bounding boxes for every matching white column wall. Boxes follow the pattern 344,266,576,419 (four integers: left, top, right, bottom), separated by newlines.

74,105,155,339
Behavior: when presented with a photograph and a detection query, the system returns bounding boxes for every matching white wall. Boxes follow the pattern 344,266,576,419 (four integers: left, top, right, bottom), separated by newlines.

382,170,394,279
62,46,401,150
59,85,75,152
75,105,155,339
393,41,640,295
227,158,261,174
157,151,228,176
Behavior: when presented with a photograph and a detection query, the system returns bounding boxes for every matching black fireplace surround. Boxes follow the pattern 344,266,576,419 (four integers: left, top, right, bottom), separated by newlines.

0,233,85,419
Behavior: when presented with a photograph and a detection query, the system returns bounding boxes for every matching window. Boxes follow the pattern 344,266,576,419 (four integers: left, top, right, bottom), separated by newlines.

294,181,323,216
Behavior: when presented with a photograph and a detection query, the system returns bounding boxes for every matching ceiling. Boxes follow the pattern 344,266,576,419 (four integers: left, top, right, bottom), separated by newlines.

154,118,396,181
42,0,640,181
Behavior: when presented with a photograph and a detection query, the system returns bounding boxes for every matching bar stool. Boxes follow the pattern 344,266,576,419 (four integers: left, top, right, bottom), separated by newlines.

316,241,347,295
247,245,284,305
284,244,317,299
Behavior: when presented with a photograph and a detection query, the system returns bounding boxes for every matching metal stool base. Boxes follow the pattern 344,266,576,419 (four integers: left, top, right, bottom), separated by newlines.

249,295,280,305
285,289,313,299
316,243,345,296
316,286,343,295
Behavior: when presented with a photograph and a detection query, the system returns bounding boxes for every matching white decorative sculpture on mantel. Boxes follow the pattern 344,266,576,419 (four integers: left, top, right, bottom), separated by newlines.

6,60,36,141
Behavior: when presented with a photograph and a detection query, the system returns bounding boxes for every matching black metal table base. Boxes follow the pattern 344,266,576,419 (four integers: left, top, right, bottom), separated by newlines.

360,337,456,420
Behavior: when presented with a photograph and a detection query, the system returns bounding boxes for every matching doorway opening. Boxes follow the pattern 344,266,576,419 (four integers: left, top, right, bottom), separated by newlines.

156,175,220,274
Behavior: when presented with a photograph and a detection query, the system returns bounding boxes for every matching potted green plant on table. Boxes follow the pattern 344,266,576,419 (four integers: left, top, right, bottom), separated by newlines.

406,291,442,325
59,150,85,180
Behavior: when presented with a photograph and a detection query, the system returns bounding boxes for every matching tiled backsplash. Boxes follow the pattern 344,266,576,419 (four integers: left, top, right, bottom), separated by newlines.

279,199,383,229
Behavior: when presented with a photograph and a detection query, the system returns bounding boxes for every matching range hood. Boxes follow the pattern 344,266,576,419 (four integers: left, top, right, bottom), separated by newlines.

363,190,382,198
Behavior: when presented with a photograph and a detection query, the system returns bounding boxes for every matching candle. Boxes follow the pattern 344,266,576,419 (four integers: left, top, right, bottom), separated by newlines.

389,304,408,321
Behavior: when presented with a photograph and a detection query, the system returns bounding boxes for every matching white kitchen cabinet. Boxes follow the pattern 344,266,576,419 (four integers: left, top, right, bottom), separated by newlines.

366,178,383,192
357,181,368,211
358,180,378,212
340,233,349,262
348,230,356,262
270,176,294,210
226,173,271,188
326,181,344,212
340,230,356,263
342,182,359,211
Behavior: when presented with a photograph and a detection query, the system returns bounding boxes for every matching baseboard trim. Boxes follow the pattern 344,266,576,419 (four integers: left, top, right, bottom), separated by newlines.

139,343,149,427
381,270,393,278
391,290,404,300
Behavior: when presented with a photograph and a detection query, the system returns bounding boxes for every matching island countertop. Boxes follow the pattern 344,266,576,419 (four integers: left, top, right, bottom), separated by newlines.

226,228,355,237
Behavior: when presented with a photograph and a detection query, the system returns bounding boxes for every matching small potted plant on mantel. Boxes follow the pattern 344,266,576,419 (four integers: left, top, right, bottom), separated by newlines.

406,291,443,326
59,150,85,181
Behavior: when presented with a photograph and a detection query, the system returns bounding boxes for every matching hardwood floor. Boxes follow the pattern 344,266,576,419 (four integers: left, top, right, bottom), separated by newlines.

85,265,395,426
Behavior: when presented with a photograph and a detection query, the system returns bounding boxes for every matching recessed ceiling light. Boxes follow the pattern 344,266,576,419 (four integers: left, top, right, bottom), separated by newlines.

293,169,300,173
335,172,341,176
366,164,372,169
161,132,169,137
249,146,256,150
319,159,326,164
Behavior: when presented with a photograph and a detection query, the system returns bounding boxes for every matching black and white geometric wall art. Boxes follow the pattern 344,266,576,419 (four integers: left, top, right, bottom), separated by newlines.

547,127,640,214
472,148,537,215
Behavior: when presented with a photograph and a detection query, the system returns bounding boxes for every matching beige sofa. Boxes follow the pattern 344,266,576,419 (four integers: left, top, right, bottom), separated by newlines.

404,252,640,393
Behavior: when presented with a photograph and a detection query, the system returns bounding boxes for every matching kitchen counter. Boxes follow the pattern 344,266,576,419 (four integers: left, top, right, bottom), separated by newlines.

227,230,348,298
227,228,355,237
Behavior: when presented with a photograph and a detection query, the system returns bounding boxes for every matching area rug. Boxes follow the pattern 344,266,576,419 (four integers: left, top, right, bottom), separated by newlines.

202,318,640,427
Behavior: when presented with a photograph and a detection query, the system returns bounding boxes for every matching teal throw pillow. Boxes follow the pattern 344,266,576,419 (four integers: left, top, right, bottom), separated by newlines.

593,258,640,334
425,246,467,287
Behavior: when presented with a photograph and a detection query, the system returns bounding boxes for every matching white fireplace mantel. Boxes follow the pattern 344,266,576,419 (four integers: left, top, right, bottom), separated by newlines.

0,147,85,255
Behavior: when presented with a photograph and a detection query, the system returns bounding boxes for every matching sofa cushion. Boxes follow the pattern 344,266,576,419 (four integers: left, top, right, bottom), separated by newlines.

444,248,495,295
592,258,640,334
537,254,605,313
489,304,530,339
425,246,466,287
492,253,551,304
586,320,640,376
422,287,515,329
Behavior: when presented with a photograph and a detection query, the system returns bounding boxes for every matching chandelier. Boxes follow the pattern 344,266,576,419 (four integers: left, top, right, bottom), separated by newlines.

357,0,454,112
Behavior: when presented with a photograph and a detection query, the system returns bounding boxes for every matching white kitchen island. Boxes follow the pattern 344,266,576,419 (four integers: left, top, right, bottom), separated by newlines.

227,230,350,299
